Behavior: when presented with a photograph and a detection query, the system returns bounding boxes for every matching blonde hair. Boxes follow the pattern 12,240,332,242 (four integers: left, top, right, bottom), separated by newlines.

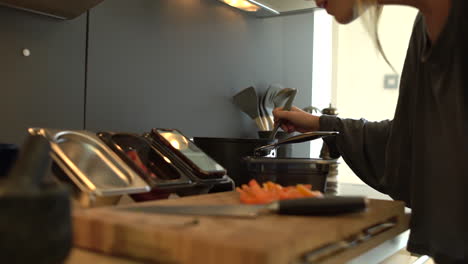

357,0,395,72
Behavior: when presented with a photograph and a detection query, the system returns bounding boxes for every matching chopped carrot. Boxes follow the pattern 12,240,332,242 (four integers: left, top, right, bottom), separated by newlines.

296,184,316,197
235,179,324,204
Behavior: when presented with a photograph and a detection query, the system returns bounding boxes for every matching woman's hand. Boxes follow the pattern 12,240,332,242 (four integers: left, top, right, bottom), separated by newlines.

273,106,320,133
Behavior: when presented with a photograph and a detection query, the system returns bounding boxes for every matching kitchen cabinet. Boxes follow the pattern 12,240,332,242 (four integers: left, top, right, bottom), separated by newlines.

70,191,410,264
0,0,104,19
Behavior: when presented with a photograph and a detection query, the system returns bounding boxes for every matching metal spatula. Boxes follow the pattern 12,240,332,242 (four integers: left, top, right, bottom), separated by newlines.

263,84,283,129
258,94,270,130
270,88,297,139
233,87,266,131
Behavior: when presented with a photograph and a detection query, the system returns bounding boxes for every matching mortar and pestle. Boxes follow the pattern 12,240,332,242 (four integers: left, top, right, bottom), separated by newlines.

0,134,72,264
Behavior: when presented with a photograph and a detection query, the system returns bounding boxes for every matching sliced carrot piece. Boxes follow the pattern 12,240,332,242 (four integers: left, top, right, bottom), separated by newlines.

311,191,324,198
296,184,316,197
238,179,323,204
240,193,258,204
236,187,247,196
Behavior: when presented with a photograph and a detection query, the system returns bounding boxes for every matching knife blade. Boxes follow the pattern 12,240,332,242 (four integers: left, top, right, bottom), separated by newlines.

120,196,368,218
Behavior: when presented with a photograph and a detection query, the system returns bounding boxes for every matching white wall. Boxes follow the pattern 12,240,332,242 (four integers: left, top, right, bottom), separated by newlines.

332,6,418,184
311,10,333,158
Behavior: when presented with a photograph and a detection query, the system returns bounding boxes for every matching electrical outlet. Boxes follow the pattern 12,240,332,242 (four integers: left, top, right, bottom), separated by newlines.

384,74,399,89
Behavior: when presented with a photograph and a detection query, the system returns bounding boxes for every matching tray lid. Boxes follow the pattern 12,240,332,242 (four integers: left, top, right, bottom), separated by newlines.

29,128,150,196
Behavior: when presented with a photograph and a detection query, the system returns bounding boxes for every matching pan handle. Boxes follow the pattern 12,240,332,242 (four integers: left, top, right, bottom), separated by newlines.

277,196,368,215
276,131,339,145
254,131,339,156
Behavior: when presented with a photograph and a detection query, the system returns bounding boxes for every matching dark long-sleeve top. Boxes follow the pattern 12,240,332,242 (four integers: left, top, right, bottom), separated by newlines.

319,1,468,263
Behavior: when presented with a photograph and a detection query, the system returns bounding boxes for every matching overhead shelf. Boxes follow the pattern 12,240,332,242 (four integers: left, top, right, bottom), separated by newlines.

0,0,105,19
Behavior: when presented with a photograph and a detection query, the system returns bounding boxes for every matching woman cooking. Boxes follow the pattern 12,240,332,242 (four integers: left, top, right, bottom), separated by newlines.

273,0,467,263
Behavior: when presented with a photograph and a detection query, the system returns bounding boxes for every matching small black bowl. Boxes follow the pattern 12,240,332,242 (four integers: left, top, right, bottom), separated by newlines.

0,143,18,178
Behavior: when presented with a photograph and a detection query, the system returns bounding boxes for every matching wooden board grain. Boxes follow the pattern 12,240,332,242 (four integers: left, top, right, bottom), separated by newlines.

73,192,408,264
66,249,144,264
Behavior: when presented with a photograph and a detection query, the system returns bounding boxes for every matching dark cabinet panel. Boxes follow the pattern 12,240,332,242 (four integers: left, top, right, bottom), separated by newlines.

0,7,86,144
0,0,104,19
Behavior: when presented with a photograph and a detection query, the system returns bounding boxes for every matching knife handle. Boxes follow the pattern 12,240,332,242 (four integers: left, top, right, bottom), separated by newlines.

277,196,368,215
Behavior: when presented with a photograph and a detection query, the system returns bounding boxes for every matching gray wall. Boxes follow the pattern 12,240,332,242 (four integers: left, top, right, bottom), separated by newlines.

0,7,86,144
0,0,314,157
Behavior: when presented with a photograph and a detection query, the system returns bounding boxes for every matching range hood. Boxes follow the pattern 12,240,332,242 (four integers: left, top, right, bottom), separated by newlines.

0,0,105,19
219,0,318,17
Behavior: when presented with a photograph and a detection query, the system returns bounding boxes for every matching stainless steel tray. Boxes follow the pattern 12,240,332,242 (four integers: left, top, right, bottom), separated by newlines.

29,128,150,197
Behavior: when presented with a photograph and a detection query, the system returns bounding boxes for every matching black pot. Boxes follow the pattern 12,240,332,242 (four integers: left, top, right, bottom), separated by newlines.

193,137,274,186
257,131,292,158
243,156,338,192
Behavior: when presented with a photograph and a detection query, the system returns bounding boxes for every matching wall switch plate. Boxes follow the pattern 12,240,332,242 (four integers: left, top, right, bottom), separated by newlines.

384,74,399,89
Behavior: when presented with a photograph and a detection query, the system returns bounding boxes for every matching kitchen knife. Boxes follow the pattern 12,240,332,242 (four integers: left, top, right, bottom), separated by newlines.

120,196,368,218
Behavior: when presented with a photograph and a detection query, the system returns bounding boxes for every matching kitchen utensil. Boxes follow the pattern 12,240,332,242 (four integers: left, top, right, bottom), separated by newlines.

263,84,283,126
270,88,297,139
272,87,297,109
233,86,266,131
258,94,270,130
0,134,72,264
256,131,339,156
121,196,368,217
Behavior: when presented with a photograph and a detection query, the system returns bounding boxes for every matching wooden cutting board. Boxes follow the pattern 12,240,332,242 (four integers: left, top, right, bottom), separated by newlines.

73,192,409,264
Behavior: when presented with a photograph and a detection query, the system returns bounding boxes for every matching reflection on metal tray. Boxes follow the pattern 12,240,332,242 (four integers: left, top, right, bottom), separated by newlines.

143,132,227,182
96,131,234,201
29,128,150,197
97,132,194,188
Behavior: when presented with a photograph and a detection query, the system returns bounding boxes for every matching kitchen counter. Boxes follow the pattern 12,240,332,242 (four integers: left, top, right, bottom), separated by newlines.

67,231,411,264
67,185,411,264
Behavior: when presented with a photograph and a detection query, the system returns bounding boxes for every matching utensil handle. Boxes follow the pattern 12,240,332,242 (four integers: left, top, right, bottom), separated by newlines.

270,122,281,139
277,196,368,215
253,131,339,156
270,90,297,140
254,117,267,131
276,131,339,146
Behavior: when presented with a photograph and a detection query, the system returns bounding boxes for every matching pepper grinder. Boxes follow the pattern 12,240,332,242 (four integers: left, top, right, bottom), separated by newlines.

320,104,338,159
320,104,339,195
